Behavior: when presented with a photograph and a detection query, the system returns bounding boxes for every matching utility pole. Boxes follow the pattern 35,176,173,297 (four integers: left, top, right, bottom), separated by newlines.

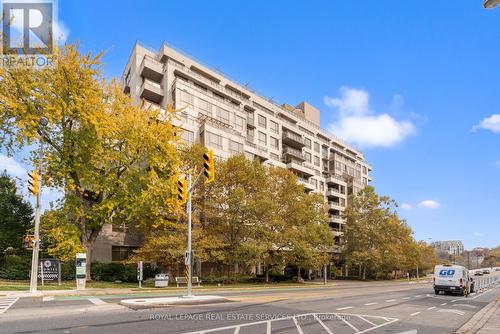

186,173,193,297
29,139,43,293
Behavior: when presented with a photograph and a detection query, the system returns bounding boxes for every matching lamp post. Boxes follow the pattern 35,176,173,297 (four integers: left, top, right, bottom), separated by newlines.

29,117,48,294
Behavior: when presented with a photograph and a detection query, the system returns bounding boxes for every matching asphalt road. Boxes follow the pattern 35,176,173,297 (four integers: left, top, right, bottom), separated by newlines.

1,276,499,334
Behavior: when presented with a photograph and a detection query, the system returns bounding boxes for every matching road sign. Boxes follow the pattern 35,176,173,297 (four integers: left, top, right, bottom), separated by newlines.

185,251,191,265
76,253,86,290
137,261,143,281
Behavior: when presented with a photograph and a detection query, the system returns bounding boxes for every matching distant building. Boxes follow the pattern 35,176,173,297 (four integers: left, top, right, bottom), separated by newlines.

432,240,464,255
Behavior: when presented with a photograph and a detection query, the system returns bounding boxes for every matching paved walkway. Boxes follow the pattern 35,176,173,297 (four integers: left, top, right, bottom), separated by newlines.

477,298,500,333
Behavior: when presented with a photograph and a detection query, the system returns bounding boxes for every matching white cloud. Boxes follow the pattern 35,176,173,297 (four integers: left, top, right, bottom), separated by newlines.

325,87,416,148
418,200,440,209
474,114,500,133
400,203,412,210
0,154,27,178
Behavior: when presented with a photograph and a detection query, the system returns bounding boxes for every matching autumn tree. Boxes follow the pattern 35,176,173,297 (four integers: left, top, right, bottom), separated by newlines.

0,44,180,278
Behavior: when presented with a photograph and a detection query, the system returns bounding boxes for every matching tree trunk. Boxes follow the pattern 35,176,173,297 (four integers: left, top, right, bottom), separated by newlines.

297,267,301,282
265,267,270,283
362,265,366,280
82,242,93,281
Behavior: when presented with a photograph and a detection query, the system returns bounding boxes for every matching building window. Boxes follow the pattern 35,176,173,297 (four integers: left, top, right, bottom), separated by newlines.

206,131,223,149
320,181,324,191
111,246,137,262
314,156,320,166
270,120,279,134
270,136,279,149
247,128,254,141
181,130,194,145
258,114,267,128
305,152,312,163
229,140,243,155
270,153,279,161
314,142,320,153
216,107,230,124
304,138,311,149
180,90,193,106
258,131,267,146
198,99,212,116
234,115,245,132
363,166,367,174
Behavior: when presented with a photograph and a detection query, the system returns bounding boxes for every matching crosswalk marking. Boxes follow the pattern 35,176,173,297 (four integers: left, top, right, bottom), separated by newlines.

88,297,106,305
0,297,19,314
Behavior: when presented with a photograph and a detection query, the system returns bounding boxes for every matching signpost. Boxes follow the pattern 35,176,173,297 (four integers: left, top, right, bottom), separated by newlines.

76,253,86,290
137,261,143,288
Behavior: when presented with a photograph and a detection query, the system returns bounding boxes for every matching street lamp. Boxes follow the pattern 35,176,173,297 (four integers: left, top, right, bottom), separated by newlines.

484,0,500,8
29,117,48,294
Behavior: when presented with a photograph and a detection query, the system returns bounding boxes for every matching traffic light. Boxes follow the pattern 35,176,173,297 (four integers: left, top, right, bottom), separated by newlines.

22,235,35,249
27,171,39,196
177,178,188,205
203,149,215,184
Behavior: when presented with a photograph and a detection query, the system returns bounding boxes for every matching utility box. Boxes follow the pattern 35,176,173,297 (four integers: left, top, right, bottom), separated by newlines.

154,273,169,288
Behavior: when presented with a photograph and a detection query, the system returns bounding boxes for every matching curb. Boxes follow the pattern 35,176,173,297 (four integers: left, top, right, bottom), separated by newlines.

454,298,500,334
119,295,230,309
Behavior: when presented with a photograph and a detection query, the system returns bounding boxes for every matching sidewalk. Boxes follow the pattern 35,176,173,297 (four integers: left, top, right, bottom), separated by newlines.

455,297,500,334
477,297,500,334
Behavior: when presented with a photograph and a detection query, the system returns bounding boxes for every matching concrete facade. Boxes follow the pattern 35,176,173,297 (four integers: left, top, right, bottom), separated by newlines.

92,41,372,262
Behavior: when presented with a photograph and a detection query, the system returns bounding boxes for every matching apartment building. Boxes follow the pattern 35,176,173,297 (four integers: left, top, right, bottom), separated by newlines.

432,240,465,256
91,41,372,262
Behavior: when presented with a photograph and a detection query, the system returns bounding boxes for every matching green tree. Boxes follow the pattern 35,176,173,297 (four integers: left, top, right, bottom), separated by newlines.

0,172,33,255
0,44,180,278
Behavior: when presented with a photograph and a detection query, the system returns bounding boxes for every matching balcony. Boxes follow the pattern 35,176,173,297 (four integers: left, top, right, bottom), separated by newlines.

247,116,255,128
326,188,341,197
325,174,347,186
286,161,314,177
329,215,343,224
140,79,164,104
328,202,344,210
245,140,269,161
282,130,305,149
297,178,315,192
282,146,305,161
140,56,164,83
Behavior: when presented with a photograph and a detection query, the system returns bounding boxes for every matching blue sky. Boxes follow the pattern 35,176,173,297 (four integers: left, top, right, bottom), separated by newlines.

1,1,499,249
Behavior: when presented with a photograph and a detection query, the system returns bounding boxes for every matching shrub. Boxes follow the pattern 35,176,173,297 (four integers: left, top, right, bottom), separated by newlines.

89,262,159,282
0,255,31,280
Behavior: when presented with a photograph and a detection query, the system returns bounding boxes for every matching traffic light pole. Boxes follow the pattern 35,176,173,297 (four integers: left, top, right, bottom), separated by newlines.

29,141,43,294
186,173,193,297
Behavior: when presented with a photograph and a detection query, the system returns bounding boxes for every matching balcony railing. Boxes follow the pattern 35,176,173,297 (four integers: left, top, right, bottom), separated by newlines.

282,146,305,161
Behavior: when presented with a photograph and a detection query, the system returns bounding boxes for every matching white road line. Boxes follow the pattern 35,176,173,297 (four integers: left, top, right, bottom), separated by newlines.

42,296,54,302
0,297,19,314
233,326,240,334
386,299,396,302
441,302,447,306
314,314,334,334
437,309,465,316
336,306,353,310
415,295,422,297
88,297,106,305
402,297,410,300
358,315,377,326
339,315,359,332
410,312,421,316
427,306,436,310
364,302,378,306
266,321,271,334
292,316,304,334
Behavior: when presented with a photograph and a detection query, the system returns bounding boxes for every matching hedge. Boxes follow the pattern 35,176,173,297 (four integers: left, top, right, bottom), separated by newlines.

0,255,31,280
